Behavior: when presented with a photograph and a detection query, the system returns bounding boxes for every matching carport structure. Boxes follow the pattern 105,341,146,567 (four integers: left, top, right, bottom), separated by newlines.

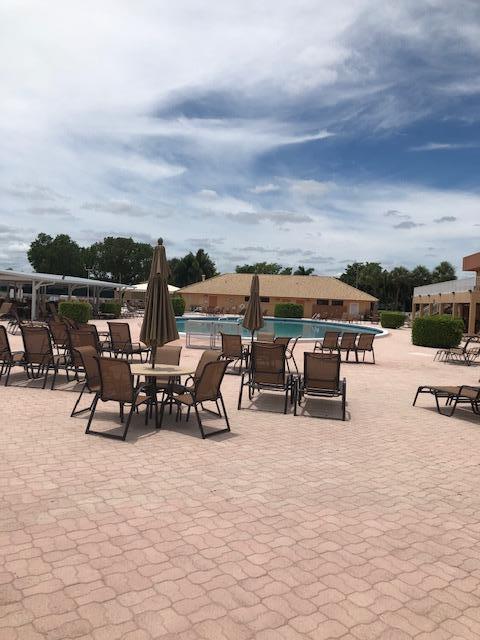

0,269,126,319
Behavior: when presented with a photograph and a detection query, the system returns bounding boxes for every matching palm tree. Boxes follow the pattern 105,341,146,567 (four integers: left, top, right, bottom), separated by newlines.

294,266,314,276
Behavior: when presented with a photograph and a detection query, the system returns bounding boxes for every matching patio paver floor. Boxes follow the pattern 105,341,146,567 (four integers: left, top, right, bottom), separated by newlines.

1,321,480,639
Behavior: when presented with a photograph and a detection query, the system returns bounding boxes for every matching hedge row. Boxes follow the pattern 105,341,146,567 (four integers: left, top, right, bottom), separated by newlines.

380,311,405,329
172,296,185,316
58,301,92,324
274,303,303,318
100,302,121,318
412,315,463,348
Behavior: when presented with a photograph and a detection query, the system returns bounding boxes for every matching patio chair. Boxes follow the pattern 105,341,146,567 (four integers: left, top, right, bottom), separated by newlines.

314,331,340,354
338,332,358,362
70,346,101,416
0,325,25,386
85,357,152,440
238,342,295,414
435,337,480,366
273,336,297,373
7,305,45,335
353,333,376,364
108,322,150,362
295,352,346,420
48,319,69,353
20,325,69,389
413,383,480,416
256,332,274,342
170,350,220,395
286,336,300,373
161,359,231,439
220,332,249,373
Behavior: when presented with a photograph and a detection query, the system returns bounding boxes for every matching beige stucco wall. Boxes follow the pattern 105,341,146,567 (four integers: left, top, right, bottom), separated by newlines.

180,292,373,318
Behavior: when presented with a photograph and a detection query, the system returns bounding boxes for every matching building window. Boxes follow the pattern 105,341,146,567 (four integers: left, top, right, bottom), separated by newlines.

244,296,250,302
316,299,329,305
260,297,270,303
331,300,344,306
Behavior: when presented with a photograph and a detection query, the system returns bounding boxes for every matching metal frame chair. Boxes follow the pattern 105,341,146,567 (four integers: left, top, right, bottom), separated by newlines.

295,352,346,420
161,359,231,439
0,325,25,386
20,325,69,389
353,333,376,364
70,346,101,416
413,383,480,416
107,322,150,362
220,333,249,374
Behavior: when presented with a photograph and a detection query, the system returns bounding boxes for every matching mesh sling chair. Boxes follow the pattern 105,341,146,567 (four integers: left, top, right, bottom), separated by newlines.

0,325,25,386
20,325,69,389
273,336,300,373
85,357,152,441
220,333,249,373
295,352,346,420
353,333,376,364
413,382,480,417
338,332,359,362
238,342,295,414
70,346,101,416
435,336,480,366
108,322,150,362
170,350,221,396
48,319,69,354
314,331,340,354
161,359,231,439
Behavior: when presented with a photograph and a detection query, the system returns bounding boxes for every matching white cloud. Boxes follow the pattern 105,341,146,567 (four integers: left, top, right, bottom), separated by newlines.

409,142,478,151
249,183,280,194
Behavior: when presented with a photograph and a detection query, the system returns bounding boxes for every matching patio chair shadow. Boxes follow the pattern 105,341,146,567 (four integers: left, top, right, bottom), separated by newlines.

71,407,160,442
158,410,237,441
296,397,350,421
416,405,480,424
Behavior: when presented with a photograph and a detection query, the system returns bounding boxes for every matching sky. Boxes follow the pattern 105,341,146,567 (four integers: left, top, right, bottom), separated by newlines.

1,0,480,278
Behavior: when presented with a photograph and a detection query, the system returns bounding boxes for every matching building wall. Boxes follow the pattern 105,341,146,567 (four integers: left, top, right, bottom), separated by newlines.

412,291,480,334
180,292,373,318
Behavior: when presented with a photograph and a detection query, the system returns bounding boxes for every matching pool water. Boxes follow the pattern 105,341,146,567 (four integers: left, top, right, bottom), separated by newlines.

175,316,382,340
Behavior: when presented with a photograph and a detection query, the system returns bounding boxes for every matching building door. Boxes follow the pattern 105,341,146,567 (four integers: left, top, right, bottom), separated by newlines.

208,295,218,309
349,302,360,315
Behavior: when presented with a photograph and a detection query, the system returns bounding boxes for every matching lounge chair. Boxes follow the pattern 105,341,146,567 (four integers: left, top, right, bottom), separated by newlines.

238,342,295,414
338,332,359,362
85,357,152,440
48,319,69,354
20,325,69,389
108,322,150,362
162,359,231,439
413,383,480,416
353,333,376,364
295,352,346,420
220,333,249,373
314,331,340,354
0,325,25,386
70,346,101,416
435,337,480,366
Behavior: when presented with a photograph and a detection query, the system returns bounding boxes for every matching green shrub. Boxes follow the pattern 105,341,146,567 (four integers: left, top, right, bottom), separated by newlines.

274,303,303,318
412,315,464,348
100,302,121,318
59,301,92,324
172,296,185,316
380,311,405,329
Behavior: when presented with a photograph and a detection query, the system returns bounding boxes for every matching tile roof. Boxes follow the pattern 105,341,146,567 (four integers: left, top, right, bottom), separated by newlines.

178,273,377,301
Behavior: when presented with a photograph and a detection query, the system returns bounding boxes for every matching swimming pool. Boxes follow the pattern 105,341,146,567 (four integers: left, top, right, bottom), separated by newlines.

175,316,385,341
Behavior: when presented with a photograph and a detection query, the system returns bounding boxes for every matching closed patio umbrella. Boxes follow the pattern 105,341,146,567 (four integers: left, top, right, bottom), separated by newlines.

140,238,179,367
242,274,264,344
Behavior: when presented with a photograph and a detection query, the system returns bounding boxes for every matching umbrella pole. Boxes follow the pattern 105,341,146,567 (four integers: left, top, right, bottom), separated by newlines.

151,341,156,368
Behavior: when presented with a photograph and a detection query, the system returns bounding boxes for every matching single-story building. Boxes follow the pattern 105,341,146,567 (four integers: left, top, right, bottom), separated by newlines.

178,273,378,318
412,251,480,334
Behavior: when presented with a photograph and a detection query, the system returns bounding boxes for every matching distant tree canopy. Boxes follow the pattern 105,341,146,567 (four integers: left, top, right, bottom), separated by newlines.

27,233,217,287
339,261,457,311
235,262,315,275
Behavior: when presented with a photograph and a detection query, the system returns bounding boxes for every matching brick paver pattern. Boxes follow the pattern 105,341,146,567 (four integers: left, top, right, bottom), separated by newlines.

1,320,480,639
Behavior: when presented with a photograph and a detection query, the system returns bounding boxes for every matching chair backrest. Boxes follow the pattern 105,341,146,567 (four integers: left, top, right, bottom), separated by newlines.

0,301,13,317
304,352,341,391
21,326,53,364
274,336,292,348
195,359,229,402
68,327,99,353
97,357,134,403
323,331,340,349
220,333,243,358
256,332,274,342
60,315,78,330
155,345,182,365
108,322,132,349
357,333,375,350
339,332,358,349
288,336,300,354
73,346,100,391
194,350,221,380
251,342,286,386
49,320,69,346
0,325,12,359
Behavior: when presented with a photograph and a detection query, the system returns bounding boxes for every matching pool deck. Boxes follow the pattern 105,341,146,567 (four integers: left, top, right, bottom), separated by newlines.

1,320,480,639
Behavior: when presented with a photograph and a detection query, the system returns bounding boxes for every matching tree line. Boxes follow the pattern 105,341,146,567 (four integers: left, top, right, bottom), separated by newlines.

27,233,216,288
25,233,457,310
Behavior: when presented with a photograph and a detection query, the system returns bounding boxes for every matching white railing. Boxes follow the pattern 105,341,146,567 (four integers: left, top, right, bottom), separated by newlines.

413,277,475,297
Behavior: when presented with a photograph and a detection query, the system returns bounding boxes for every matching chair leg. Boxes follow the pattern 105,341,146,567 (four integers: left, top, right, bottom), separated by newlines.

85,394,100,434
193,403,206,439
71,383,88,416
121,405,135,440
342,383,346,421
50,365,58,390
238,373,245,410
219,394,230,430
